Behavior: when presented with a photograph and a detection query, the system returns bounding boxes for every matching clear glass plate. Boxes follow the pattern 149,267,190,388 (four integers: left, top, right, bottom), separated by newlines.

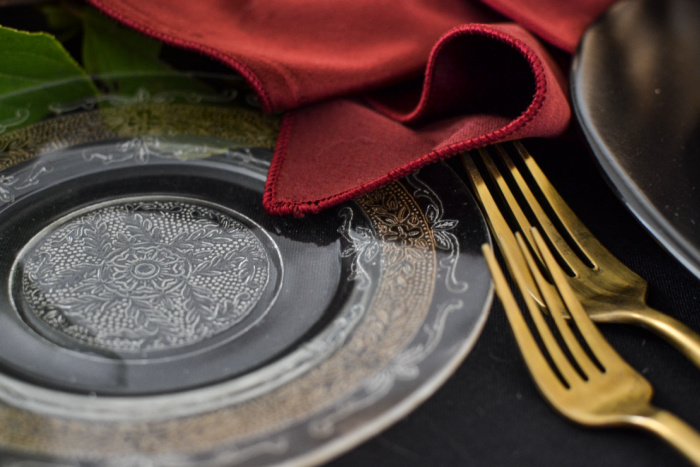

0,73,492,465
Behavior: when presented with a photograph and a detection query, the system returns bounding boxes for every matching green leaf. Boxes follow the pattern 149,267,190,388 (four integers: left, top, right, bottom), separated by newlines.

81,8,211,96
38,4,82,31
36,3,83,43
0,26,97,129
81,8,167,78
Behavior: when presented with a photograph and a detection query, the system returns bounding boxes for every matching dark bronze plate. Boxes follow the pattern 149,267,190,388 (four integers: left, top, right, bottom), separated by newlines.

572,0,700,278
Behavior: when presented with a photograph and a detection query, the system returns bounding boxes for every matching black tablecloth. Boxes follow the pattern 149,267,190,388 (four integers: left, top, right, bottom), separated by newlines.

329,135,700,467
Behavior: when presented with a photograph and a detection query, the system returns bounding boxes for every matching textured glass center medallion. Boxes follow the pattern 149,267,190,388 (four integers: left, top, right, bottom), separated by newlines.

13,197,273,353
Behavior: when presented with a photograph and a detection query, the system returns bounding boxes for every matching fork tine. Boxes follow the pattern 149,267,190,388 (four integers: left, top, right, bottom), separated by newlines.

512,141,601,266
485,233,582,387
516,231,600,379
482,243,568,393
477,146,538,263
463,154,544,307
486,143,591,277
530,228,617,370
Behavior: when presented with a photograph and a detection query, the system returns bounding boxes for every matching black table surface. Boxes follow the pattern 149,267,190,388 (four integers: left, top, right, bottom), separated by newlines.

329,135,700,467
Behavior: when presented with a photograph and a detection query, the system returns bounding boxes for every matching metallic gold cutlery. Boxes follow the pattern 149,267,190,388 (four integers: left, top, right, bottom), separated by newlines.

484,228,700,465
462,141,700,368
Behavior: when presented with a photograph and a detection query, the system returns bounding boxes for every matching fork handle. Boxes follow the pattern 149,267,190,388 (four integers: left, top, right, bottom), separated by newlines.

606,305,700,370
636,408,700,466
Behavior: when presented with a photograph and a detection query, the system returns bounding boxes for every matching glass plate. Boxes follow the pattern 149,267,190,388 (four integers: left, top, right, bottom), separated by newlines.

0,73,492,465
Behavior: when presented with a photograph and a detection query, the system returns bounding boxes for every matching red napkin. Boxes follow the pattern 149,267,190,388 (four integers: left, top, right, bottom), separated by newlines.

87,0,616,216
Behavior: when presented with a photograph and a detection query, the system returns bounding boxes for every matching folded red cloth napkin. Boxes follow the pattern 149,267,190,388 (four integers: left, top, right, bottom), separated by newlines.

87,0,616,216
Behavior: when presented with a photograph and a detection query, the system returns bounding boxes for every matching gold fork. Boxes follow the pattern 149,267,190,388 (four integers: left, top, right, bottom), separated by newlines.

484,228,700,465
462,141,700,368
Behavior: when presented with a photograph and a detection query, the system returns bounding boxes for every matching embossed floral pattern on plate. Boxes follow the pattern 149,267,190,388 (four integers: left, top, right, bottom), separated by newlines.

15,198,272,352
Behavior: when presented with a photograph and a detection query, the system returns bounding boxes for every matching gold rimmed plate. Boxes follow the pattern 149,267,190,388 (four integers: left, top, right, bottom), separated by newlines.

0,73,492,465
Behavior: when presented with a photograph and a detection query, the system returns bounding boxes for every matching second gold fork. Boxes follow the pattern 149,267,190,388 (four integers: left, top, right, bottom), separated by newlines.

485,229,700,465
462,141,700,368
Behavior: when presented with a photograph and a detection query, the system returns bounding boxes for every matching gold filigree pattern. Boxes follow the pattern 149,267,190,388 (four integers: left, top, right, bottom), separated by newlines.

0,103,279,171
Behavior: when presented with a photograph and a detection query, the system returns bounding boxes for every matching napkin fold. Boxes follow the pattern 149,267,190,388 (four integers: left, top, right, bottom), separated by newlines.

87,0,616,216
